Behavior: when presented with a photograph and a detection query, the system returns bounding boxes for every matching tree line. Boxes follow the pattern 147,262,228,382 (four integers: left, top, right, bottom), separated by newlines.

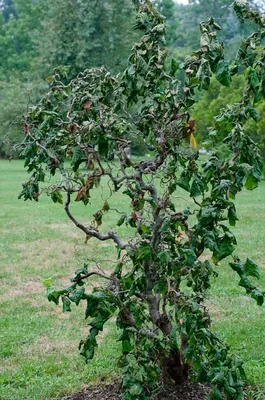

0,0,264,159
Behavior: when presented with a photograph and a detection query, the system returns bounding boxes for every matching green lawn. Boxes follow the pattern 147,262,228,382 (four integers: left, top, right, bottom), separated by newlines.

0,159,265,400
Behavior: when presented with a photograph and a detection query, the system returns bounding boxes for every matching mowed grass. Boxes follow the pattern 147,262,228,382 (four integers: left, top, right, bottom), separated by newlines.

0,159,265,399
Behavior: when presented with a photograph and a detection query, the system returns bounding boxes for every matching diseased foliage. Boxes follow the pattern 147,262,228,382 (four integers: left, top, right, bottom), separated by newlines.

19,1,265,399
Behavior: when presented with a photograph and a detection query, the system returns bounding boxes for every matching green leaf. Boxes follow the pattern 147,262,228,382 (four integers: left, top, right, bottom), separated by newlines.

91,291,106,302
251,288,264,306
98,136,109,157
212,236,235,264
179,248,196,266
91,315,105,331
203,230,217,251
248,67,260,91
85,297,97,319
71,147,84,172
70,287,86,305
190,179,202,197
170,58,179,75
140,224,151,234
254,91,263,104
117,214,126,226
261,78,265,97
43,277,53,288
215,61,231,87
247,106,259,122
224,384,236,397
158,251,171,264
199,206,218,226
161,219,171,232
146,197,158,209
245,173,259,190
137,243,153,261
134,198,145,211
211,371,225,384
122,339,133,353
230,259,244,274
62,296,71,312
177,175,190,192
209,387,223,400
129,383,143,396
245,258,260,279
51,190,63,204
47,286,74,305
228,204,238,226
238,274,255,293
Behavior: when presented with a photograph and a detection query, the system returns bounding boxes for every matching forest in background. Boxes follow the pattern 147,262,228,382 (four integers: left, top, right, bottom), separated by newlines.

0,0,265,159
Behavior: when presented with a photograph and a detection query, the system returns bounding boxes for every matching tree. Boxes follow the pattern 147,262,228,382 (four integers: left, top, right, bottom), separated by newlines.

0,0,48,157
0,0,46,80
0,79,46,157
18,1,265,399
37,0,139,78
0,0,17,22
173,0,258,61
192,74,265,162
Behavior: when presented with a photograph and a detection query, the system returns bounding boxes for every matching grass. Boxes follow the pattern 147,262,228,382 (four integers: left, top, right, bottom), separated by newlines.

0,159,265,399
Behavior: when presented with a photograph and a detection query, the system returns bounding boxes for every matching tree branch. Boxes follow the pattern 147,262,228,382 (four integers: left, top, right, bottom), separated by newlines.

64,192,129,249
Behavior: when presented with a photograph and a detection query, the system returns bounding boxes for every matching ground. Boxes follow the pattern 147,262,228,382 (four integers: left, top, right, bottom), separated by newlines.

1,159,265,400
63,381,211,400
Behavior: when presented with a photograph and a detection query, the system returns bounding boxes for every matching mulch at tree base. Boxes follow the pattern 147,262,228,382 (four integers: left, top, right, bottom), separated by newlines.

63,381,211,400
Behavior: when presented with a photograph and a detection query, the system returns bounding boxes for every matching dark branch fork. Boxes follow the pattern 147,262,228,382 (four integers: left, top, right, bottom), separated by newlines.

64,192,129,250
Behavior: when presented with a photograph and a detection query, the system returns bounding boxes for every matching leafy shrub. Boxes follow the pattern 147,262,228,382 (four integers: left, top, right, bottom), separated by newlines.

18,1,265,399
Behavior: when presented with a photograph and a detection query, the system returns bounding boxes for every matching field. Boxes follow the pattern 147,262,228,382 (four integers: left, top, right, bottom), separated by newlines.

0,159,265,400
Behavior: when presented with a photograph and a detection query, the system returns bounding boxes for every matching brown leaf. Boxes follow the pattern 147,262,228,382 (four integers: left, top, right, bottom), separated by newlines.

75,187,87,202
66,123,77,133
102,201,110,213
84,100,92,110
85,176,95,189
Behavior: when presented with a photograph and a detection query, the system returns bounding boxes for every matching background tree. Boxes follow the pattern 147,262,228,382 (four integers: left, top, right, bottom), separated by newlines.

2,0,265,160
154,0,178,46
18,1,265,399
173,0,257,59
0,0,17,22
0,0,47,156
0,0,46,80
37,0,139,79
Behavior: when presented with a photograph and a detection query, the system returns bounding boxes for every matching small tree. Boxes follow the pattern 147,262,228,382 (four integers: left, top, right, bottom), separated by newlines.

19,1,265,399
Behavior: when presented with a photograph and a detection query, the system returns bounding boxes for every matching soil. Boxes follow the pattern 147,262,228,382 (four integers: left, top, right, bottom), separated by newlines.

63,381,211,400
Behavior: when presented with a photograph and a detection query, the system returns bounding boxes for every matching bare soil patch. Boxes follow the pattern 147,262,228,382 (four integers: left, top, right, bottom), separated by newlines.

63,381,211,400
